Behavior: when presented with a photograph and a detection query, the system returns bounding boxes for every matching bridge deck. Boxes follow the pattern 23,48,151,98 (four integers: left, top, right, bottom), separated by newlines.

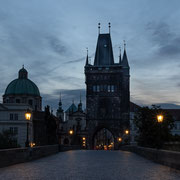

0,150,180,180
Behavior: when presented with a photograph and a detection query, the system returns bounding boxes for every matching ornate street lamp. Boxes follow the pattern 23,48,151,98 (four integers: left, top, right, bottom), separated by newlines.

118,137,122,142
125,130,129,135
157,114,164,123
25,109,31,147
69,130,74,135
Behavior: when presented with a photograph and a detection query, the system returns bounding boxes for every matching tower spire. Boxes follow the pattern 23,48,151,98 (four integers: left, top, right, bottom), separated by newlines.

85,47,89,66
122,40,129,68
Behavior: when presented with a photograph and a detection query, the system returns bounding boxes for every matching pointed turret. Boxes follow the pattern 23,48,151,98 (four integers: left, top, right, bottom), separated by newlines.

56,93,64,121
57,93,63,113
85,48,89,66
121,41,129,68
78,93,83,112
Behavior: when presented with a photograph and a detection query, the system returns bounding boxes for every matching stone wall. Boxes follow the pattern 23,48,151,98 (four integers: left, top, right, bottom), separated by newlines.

121,145,180,170
0,144,59,168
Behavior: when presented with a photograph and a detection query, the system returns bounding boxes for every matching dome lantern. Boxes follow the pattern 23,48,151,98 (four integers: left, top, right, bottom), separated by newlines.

18,66,28,79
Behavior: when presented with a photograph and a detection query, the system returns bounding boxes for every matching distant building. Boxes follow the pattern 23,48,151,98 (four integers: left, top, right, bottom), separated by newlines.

0,67,57,147
57,98,87,147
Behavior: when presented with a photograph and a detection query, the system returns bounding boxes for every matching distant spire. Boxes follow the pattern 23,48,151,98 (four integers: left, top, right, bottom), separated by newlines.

22,64,24,69
98,23,101,34
72,99,74,104
119,46,121,64
85,47,89,66
108,22,111,34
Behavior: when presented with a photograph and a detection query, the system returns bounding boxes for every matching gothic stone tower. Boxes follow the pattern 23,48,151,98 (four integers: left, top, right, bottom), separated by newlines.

85,26,130,149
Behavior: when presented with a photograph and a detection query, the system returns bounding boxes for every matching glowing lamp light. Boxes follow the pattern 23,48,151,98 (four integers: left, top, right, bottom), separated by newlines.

25,112,31,120
125,130,129,135
157,115,164,123
118,137,122,142
69,130,73,135
82,137,86,141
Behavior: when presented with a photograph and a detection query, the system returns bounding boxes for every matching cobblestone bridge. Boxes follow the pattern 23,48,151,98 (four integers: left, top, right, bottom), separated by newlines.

0,150,180,180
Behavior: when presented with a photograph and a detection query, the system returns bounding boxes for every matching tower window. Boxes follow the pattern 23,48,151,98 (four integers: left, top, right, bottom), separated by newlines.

93,85,96,92
97,85,100,92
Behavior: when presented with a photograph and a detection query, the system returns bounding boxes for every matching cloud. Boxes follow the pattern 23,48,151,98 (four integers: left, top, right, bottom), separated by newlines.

146,21,180,58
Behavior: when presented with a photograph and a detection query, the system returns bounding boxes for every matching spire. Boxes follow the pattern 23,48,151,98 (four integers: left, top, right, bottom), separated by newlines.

121,40,129,68
85,48,89,66
94,33,114,66
57,93,63,113
119,46,121,64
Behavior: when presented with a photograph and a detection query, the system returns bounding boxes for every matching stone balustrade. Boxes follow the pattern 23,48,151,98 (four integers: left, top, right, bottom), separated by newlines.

0,144,59,168
121,145,180,170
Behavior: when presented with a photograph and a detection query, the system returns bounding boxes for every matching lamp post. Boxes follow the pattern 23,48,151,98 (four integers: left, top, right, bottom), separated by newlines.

25,109,31,147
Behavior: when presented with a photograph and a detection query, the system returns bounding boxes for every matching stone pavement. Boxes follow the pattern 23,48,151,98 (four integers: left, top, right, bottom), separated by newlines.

0,150,180,180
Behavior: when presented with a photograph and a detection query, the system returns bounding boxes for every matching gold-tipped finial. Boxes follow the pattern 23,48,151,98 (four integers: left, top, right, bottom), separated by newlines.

124,40,126,50
108,22,111,34
98,23,101,34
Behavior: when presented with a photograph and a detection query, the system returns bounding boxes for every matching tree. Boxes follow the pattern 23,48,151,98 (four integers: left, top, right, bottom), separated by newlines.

0,130,20,149
134,105,174,149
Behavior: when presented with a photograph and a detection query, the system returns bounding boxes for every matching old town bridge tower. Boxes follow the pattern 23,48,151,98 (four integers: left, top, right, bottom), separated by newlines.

85,25,130,149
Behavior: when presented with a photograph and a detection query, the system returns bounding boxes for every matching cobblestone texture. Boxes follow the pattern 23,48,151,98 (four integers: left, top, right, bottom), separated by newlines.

0,150,180,180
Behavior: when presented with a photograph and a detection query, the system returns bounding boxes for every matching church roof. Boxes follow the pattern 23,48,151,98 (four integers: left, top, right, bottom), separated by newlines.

94,33,114,66
65,103,77,113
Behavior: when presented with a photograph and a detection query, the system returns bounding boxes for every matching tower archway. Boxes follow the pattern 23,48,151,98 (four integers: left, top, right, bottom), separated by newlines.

93,127,114,150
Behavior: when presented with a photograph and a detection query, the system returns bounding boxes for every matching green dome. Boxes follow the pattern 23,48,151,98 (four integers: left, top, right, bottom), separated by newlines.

4,67,40,96
5,78,40,96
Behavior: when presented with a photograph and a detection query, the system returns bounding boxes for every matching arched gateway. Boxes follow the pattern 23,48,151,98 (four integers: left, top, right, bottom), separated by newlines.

85,25,130,149
93,128,114,150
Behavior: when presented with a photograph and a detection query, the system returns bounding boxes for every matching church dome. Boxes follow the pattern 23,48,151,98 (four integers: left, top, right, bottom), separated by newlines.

4,67,40,96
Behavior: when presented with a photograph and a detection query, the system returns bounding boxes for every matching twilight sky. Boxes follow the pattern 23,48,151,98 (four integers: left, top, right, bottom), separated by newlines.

0,0,180,111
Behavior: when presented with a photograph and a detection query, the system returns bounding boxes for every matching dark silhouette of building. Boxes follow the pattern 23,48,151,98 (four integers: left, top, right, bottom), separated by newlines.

85,24,130,149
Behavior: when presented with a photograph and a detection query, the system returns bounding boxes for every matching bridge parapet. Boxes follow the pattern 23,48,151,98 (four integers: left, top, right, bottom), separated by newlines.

0,144,59,168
